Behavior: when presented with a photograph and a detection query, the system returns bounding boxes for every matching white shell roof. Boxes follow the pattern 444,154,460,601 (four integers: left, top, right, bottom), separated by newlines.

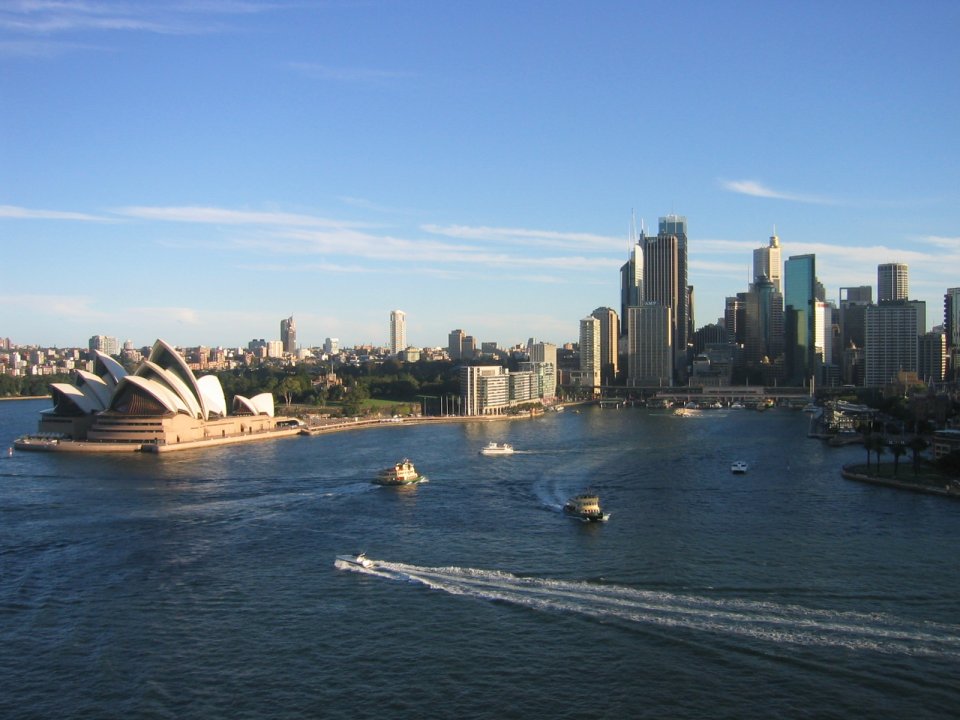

197,375,227,418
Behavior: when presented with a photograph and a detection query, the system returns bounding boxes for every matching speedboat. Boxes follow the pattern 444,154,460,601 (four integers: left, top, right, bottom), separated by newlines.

374,459,425,485
335,553,375,569
479,442,514,456
563,493,609,522
731,461,748,474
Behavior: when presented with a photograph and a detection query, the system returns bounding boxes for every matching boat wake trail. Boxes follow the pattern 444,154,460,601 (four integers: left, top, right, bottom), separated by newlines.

343,559,960,658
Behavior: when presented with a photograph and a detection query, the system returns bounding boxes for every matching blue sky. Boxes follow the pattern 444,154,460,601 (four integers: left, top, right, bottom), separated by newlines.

2,1,958,350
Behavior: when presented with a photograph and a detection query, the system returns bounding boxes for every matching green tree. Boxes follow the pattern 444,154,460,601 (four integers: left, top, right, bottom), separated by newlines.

889,441,906,477
873,437,887,473
907,436,929,475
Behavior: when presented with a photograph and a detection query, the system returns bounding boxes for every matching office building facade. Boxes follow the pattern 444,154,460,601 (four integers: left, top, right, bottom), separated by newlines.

878,263,908,303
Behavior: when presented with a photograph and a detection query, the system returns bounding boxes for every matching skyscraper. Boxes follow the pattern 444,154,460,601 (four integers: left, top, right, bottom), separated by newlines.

448,329,465,360
753,232,782,293
944,288,960,350
590,307,619,384
626,304,672,387
643,215,689,381
784,254,817,385
579,316,601,390
389,310,406,355
280,316,296,355
619,241,643,336
878,263,908,303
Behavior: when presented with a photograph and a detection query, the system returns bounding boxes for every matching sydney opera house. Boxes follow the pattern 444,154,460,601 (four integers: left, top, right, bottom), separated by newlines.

16,339,302,453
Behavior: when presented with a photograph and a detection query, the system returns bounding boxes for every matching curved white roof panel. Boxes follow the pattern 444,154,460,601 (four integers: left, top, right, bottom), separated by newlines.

250,393,275,418
146,339,208,419
109,376,188,416
93,351,127,387
197,375,227,418
232,395,257,415
232,393,275,417
47,383,102,415
74,370,112,410
138,361,203,419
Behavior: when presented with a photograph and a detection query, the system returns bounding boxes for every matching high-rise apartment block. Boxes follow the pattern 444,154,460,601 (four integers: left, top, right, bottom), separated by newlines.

878,263,909,303
323,337,339,355
389,310,406,355
89,335,120,357
578,316,601,391
865,301,918,386
590,307,619,384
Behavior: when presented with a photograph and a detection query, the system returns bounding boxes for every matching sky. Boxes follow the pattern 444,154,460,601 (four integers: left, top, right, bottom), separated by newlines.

2,1,959,351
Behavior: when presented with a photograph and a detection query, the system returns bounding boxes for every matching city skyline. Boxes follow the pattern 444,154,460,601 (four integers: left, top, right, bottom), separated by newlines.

2,2,958,349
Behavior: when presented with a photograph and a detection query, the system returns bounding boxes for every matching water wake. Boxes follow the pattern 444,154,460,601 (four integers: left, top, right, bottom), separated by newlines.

339,558,960,658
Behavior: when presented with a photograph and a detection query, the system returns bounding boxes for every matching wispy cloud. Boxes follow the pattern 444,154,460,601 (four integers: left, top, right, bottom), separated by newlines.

0,1,281,52
288,62,413,83
114,205,376,229
422,224,623,251
0,204,112,221
720,179,841,206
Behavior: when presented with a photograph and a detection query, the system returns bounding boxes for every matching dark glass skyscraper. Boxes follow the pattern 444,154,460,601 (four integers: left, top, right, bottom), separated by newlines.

784,255,816,385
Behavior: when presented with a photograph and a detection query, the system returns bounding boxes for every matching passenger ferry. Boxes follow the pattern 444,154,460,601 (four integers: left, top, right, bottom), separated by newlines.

731,460,749,474
374,459,425,486
563,493,610,522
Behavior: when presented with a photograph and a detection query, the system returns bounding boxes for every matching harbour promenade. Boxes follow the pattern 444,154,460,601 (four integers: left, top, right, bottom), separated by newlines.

841,464,960,499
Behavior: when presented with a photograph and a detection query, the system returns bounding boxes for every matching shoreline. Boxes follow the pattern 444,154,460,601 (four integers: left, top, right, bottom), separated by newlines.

841,464,960,499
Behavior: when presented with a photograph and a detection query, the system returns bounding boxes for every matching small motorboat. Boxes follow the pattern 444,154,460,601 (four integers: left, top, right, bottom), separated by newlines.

563,493,609,522
479,442,514,456
335,553,375,569
731,461,748,474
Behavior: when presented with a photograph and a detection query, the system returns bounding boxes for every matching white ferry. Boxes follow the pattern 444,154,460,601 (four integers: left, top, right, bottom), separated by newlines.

731,461,749,474
374,459,425,486
563,493,609,522
479,442,515,456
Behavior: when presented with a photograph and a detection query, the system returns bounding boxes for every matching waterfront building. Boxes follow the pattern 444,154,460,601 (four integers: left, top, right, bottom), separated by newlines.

280,316,296,355
518,360,556,401
529,342,557,399
579,316,601,392
626,303,672,387
753,232,782,293
864,301,918,387
590,307,619,385
459,365,546,415
389,310,406,356
23,339,292,451
878,263,909,303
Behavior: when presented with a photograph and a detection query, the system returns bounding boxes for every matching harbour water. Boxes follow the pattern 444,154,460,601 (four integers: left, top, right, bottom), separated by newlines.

2,399,959,718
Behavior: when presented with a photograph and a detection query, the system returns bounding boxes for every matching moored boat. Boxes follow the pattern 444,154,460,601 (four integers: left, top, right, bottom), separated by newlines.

374,458,425,486
563,493,609,522
731,460,748,474
479,442,514,456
